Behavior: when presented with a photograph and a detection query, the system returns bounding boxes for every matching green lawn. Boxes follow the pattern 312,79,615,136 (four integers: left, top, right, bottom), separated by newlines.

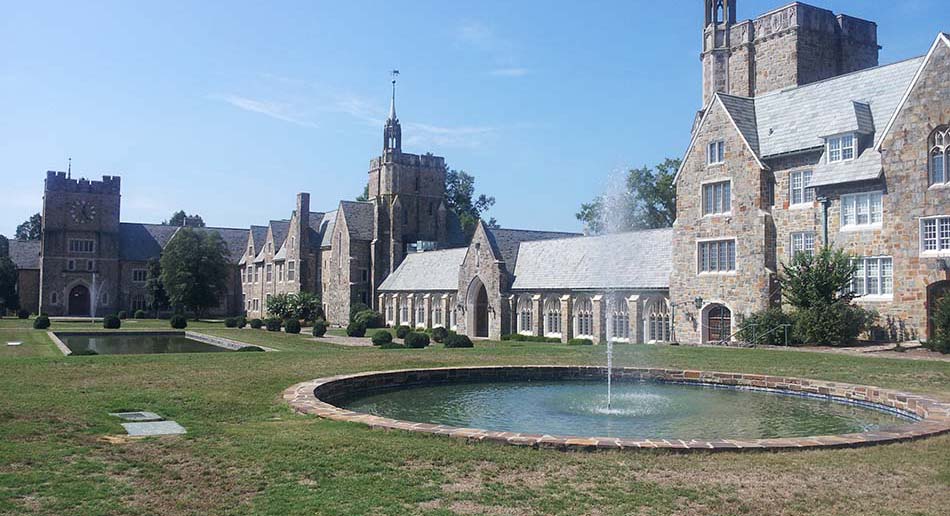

0,318,947,515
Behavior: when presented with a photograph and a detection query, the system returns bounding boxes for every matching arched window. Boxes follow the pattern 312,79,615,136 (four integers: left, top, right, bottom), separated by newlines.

386,299,395,324
544,297,561,336
433,301,443,327
715,0,724,23
415,295,426,327
50,291,59,305
610,296,629,340
448,294,458,329
930,126,949,186
573,296,594,337
646,298,671,342
518,295,533,334
399,295,409,325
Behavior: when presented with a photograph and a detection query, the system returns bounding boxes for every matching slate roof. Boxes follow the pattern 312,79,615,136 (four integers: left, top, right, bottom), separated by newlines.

249,225,268,254
117,223,249,264
718,94,759,154
340,201,375,241
484,226,581,271
269,220,291,249
810,147,883,187
118,223,180,262
317,210,338,248
510,228,673,291
8,240,40,270
753,56,924,157
378,248,467,292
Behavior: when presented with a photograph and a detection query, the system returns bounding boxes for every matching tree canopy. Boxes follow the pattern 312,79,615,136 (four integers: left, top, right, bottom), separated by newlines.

445,168,498,239
15,213,42,241
0,235,19,313
163,210,206,228
575,158,678,235
159,228,229,317
356,185,370,202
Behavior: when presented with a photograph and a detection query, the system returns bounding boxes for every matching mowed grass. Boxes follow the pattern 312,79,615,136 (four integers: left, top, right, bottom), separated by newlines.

0,318,947,515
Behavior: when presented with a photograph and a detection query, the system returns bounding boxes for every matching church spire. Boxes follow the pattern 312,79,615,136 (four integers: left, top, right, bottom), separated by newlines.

383,70,402,153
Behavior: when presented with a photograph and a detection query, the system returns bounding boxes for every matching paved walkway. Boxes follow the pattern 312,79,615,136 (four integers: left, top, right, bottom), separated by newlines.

759,342,950,362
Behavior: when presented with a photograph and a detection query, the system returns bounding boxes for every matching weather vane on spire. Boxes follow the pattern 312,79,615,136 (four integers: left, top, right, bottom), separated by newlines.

67,157,72,179
388,69,400,121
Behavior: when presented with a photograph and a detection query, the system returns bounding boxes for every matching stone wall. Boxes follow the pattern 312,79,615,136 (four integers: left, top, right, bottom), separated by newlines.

16,269,39,314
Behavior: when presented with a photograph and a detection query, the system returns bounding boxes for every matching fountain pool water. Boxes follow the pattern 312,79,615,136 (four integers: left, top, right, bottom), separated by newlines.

341,379,911,441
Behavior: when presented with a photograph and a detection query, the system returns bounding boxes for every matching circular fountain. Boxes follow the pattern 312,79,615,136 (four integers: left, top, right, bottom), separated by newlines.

284,366,950,451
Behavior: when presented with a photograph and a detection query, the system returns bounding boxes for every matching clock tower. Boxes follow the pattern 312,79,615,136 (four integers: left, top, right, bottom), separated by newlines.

39,171,122,317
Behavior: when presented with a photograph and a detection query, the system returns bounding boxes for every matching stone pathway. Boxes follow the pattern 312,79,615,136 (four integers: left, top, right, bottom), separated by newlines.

759,342,950,362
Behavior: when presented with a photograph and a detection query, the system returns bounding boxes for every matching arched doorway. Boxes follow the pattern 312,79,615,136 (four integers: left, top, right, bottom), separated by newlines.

474,285,489,338
927,280,950,341
705,304,731,344
68,285,91,316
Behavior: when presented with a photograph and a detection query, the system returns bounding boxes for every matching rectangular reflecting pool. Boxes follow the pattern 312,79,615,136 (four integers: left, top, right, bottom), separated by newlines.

55,332,233,355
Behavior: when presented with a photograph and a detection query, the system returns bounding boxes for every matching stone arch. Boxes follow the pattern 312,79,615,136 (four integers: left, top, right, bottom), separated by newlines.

702,302,733,344
516,294,534,334
645,297,671,342
573,295,594,338
607,294,630,341
543,296,562,337
67,283,91,317
927,280,950,341
465,277,490,338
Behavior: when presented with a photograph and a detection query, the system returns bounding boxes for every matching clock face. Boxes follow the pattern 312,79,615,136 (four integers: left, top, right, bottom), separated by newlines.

69,200,97,224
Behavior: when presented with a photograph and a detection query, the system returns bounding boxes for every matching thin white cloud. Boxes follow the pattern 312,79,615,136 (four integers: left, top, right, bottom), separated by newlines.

405,122,496,149
215,94,318,128
490,67,529,77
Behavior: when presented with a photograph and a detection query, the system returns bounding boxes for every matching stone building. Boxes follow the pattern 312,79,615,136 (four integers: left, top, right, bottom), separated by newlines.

672,1,950,344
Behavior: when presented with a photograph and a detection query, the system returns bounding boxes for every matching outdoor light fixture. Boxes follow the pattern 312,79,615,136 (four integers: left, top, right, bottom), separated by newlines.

694,297,704,309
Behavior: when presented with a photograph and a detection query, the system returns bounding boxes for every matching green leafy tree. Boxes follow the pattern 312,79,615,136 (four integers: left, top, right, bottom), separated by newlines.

266,293,295,320
15,213,42,241
159,228,229,318
292,291,322,321
0,235,19,314
144,258,169,316
927,295,950,354
163,210,205,228
356,185,370,202
576,158,679,234
445,168,498,239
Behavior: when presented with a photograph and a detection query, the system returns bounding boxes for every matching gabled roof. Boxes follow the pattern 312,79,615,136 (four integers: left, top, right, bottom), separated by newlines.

718,94,759,154
118,223,180,262
8,240,40,270
484,226,581,270
339,201,375,241
317,210,337,248
249,225,268,254
378,247,467,292
268,220,291,249
510,228,672,291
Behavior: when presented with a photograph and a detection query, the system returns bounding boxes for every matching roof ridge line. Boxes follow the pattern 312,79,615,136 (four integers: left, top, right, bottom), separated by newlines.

756,55,926,98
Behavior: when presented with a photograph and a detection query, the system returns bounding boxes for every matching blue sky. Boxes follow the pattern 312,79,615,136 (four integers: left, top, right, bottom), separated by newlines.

0,1,945,236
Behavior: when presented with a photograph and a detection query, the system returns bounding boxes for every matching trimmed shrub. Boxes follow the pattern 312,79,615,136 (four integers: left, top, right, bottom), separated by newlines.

354,309,385,329
795,302,877,347
346,320,367,337
237,345,265,352
444,334,474,348
17,309,30,320
312,320,328,337
284,319,301,334
379,341,405,349
103,315,121,329
249,318,263,329
404,332,430,348
501,333,561,343
133,310,146,319
371,330,393,346
737,307,800,346
32,315,50,330
349,302,370,322
117,311,128,320
224,317,238,328
170,315,188,329
395,325,411,339
431,326,449,343
567,338,593,346
236,316,247,329
264,318,282,332
926,295,950,354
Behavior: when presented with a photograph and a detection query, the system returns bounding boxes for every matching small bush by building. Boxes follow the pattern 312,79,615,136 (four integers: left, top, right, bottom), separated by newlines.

379,341,405,349
395,325,411,339
117,311,128,320
346,320,367,337
32,315,50,330
170,315,188,329
431,326,449,343
444,334,474,348
501,333,561,343
312,320,328,337
567,338,593,346
354,309,385,329
236,316,247,328
737,307,800,346
103,315,121,329
224,317,238,328
924,295,950,354
133,310,146,319
371,330,393,346
404,332,430,348
349,302,370,322
264,318,282,332
284,319,301,334
17,309,30,320
249,318,263,329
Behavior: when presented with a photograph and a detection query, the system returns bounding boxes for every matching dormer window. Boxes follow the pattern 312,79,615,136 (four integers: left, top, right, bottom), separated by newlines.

707,141,725,165
827,134,855,163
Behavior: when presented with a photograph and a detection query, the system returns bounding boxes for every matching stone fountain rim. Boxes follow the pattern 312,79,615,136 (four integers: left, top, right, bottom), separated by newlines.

282,365,950,452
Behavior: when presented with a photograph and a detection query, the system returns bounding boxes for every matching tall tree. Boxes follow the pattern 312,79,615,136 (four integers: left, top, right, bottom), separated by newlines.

163,210,205,228
356,185,370,202
575,158,679,234
0,235,19,314
15,213,42,241
160,229,228,318
445,168,498,239
144,258,169,316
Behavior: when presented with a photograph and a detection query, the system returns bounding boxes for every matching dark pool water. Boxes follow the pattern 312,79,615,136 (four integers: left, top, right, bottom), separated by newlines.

343,380,911,440
60,334,230,355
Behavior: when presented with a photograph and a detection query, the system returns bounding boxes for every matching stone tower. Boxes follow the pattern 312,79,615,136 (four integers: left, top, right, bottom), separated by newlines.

39,172,122,317
367,77,449,305
701,1,880,106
